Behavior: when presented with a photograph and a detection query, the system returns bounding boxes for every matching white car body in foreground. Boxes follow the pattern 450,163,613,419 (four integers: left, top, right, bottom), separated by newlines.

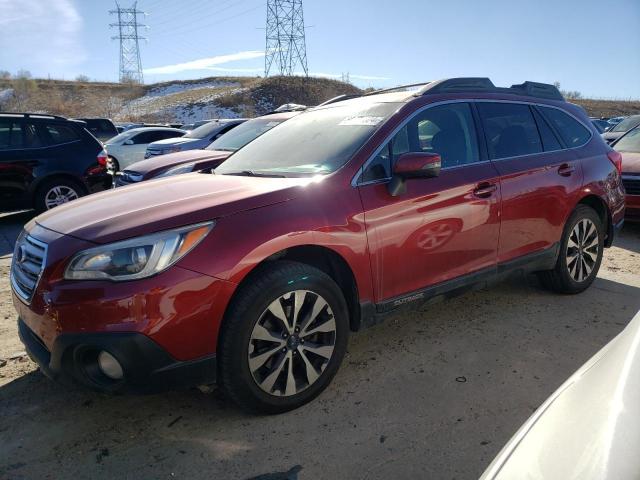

481,310,640,480
104,127,186,171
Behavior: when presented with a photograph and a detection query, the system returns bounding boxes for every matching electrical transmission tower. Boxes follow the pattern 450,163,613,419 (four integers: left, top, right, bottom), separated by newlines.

264,0,308,77
109,1,146,84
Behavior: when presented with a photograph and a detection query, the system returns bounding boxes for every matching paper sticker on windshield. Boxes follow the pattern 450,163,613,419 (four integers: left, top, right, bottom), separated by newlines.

339,116,385,126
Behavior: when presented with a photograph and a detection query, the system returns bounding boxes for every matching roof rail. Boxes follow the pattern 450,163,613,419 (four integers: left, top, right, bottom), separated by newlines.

0,112,69,120
363,82,434,96
316,94,362,107
419,78,564,101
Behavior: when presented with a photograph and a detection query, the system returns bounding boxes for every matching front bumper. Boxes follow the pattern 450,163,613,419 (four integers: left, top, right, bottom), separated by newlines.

18,317,216,393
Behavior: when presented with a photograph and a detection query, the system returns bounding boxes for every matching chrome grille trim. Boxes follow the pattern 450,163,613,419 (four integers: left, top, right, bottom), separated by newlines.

10,233,48,304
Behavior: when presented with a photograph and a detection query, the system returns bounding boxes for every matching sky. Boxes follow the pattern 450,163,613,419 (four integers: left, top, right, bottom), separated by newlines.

0,0,639,98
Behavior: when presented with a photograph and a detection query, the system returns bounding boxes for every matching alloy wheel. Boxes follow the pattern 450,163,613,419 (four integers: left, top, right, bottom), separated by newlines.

44,185,79,209
248,290,336,397
566,218,599,282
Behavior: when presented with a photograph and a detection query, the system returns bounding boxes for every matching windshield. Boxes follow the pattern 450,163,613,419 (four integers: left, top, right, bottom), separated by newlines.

611,116,640,133
206,117,285,152
184,121,224,139
215,101,400,176
615,127,640,153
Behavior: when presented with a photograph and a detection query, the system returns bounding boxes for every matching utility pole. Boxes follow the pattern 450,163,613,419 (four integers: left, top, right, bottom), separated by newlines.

109,1,146,84
264,0,308,77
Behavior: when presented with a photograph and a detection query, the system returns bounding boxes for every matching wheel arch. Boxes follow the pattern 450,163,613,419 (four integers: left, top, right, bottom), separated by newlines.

226,244,363,333
575,193,612,247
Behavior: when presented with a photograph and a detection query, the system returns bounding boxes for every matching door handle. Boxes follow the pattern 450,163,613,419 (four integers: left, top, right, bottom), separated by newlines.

558,163,575,177
473,182,497,198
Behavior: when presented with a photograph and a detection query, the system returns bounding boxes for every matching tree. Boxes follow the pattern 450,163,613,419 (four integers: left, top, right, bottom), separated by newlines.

15,69,32,79
0,70,11,80
75,74,90,82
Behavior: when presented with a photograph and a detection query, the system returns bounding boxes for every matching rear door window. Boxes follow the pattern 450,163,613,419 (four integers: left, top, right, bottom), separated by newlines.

0,121,45,149
477,103,543,159
539,106,591,148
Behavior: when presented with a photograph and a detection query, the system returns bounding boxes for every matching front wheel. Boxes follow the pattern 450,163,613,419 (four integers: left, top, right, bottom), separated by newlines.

538,205,604,294
218,261,349,414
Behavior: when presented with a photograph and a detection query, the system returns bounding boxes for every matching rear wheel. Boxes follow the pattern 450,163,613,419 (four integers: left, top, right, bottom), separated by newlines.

538,205,604,294
34,178,85,212
218,261,349,414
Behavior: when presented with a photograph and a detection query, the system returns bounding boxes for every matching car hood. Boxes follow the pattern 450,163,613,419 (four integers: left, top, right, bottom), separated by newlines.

481,310,640,480
148,137,198,148
34,173,306,244
126,150,231,176
621,151,640,174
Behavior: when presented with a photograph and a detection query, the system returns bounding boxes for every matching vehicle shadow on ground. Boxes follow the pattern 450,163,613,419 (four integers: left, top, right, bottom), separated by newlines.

0,210,36,259
1,274,639,479
618,222,640,253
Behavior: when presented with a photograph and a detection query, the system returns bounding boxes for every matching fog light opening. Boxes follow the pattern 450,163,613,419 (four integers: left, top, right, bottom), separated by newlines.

97,351,124,380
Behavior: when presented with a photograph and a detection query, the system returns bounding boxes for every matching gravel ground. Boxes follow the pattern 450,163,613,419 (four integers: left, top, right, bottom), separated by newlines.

0,210,639,480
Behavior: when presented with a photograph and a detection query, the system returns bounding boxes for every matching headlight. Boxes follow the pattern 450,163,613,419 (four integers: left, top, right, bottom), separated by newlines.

156,163,195,178
64,222,214,281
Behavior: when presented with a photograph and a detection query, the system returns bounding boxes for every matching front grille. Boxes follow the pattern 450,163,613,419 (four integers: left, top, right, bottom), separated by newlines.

622,176,640,196
11,233,47,303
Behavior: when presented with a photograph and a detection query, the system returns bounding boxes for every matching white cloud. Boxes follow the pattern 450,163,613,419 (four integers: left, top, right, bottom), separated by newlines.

0,0,85,70
144,51,265,75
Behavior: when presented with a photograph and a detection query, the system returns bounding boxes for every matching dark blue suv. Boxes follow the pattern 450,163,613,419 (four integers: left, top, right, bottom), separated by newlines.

0,113,111,213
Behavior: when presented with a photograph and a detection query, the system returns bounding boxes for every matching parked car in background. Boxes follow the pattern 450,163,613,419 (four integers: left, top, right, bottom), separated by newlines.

115,110,302,186
104,127,186,171
76,118,118,142
180,123,195,130
602,115,640,144
0,113,110,212
590,118,610,133
607,116,625,127
481,309,640,480
115,125,125,134
613,125,640,221
144,119,245,159
12,78,625,413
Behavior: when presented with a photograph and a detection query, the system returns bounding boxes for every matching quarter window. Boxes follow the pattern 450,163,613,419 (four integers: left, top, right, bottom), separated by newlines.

360,102,480,182
45,124,79,145
539,106,591,148
477,103,542,159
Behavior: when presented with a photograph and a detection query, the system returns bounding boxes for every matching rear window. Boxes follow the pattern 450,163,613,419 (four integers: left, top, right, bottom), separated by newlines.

611,115,640,133
539,107,591,148
477,103,543,159
81,119,116,133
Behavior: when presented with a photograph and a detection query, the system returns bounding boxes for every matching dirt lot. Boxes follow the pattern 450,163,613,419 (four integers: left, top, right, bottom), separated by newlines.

1,210,639,480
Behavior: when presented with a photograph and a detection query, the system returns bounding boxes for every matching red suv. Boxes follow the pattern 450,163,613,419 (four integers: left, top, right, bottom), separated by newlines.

12,78,625,413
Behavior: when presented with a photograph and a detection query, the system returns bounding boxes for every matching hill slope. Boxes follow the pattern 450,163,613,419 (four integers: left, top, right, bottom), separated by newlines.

0,76,638,122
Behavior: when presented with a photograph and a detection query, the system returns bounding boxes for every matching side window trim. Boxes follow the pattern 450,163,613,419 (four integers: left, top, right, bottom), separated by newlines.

531,105,567,149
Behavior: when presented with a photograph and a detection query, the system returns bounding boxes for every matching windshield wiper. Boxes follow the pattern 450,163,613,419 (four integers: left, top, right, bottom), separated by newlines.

223,170,287,178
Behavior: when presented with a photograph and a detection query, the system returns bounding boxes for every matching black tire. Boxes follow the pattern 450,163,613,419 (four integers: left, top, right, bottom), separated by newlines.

218,261,349,414
538,205,604,294
34,177,85,213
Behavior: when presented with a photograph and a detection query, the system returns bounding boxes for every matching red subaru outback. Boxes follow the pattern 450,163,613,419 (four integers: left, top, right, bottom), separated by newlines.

12,78,625,413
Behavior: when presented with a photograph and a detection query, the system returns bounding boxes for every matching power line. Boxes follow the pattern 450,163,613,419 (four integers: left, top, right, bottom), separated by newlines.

265,0,308,77
109,1,146,83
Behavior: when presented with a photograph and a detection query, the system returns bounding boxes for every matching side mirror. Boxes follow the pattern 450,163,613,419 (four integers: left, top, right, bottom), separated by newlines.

124,139,134,145
388,152,441,196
